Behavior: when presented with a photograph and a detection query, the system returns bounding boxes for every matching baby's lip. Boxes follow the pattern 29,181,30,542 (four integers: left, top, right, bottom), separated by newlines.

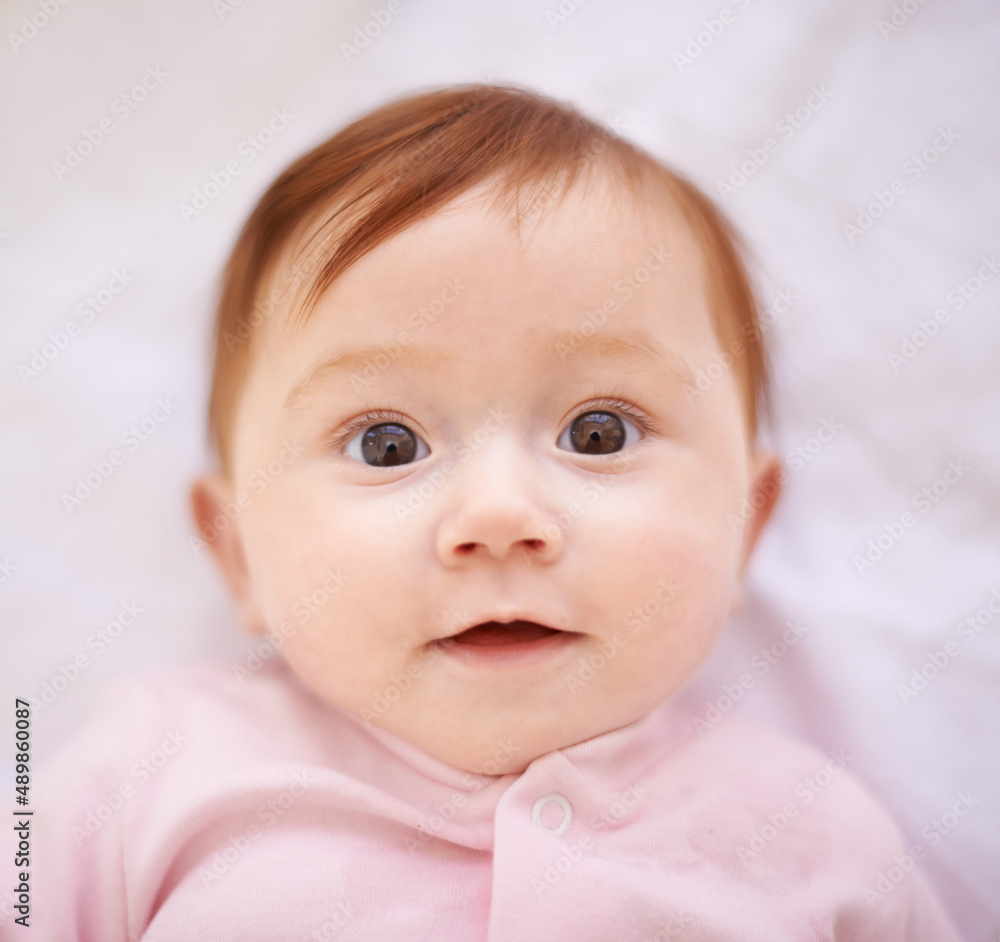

445,619,565,645
437,610,572,642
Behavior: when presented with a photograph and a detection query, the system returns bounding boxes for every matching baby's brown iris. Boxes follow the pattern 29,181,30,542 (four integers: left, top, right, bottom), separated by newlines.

360,423,418,467
569,412,625,455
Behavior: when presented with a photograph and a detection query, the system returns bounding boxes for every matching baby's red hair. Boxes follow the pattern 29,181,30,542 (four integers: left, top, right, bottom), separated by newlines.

208,83,769,473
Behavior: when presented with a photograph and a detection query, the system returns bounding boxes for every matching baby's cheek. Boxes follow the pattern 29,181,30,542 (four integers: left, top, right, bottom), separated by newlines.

246,475,378,605
243,480,428,685
626,477,735,575
233,519,333,654
613,509,736,674
649,538,731,637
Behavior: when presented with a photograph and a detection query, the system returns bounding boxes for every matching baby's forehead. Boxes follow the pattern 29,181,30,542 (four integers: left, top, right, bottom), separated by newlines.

263,168,703,334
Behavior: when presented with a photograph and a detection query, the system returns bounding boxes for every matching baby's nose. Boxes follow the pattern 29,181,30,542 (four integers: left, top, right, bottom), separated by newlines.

436,503,562,566
433,444,564,567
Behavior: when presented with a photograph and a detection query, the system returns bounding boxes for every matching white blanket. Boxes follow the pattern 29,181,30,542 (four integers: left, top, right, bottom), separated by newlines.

1,0,996,935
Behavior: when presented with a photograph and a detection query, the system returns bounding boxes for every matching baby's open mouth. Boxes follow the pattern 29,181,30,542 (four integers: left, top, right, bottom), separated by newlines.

432,617,583,666
445,620,564,646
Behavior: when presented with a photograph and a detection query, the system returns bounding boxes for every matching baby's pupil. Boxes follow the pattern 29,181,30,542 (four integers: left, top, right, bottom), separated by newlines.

361,423,417,466
571,412,624,455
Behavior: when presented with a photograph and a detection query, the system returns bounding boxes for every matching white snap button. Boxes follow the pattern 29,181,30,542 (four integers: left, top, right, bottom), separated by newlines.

531,792,572,837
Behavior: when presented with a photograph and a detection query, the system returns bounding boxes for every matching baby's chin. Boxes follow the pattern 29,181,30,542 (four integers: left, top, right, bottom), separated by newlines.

276,630,703,775
368,692,672,777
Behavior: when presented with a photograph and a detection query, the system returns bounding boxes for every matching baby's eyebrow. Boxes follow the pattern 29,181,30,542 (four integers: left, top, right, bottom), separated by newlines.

548,329,695,386
284,343,446,409
284,328,693,410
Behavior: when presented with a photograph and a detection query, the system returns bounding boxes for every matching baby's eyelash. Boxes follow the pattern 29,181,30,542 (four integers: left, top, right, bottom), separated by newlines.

581,396,661,436
328,406,409,449
329,396,661,449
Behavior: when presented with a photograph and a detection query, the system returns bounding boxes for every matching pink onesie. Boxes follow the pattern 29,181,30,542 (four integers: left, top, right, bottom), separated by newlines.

10,658,960,940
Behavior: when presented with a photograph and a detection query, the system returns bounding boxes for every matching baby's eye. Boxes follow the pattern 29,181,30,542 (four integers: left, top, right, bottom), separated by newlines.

344,421,430,467
557,410,643,455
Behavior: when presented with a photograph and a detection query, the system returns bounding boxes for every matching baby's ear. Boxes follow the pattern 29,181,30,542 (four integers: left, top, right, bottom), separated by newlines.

190,472,269,635
730,452,783,612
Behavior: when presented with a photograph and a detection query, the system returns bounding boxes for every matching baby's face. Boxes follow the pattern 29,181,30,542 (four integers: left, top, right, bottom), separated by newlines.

197,173,778,774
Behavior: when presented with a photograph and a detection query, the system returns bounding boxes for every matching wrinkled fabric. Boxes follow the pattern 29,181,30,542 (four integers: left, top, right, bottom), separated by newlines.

14,659,960,941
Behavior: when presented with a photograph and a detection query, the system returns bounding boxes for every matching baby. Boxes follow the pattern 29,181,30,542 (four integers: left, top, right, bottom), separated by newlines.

24,84,961,940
